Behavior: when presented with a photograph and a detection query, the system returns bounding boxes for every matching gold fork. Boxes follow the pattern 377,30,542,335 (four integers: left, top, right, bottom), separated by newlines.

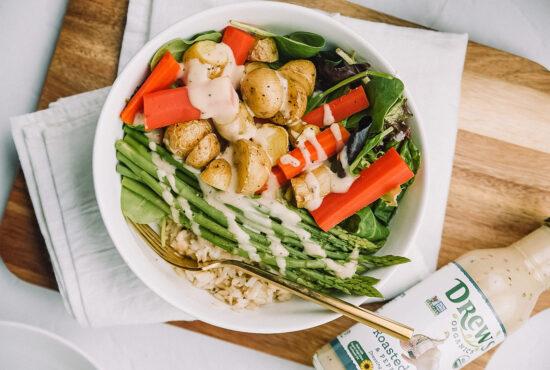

129,220,414,341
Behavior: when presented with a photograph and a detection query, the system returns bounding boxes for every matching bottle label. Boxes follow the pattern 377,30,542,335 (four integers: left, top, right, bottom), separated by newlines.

324,262,506,370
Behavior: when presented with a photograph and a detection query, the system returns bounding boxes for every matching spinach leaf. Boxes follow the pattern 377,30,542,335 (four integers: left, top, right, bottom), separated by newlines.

230,21,325,60
399,138,421,175
277,31,325,58
121,186,168,224
364,76,405,135
341,110,367,130
149,30,222,69
348,127,393,175
339,206,389,242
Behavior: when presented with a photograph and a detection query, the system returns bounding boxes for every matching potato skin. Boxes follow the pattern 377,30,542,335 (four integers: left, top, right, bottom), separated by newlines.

252,123,289,166
182,40,229,79
247,36,278,63
240,68,284,118
291,165,332,208
200,158,232,191
213,102,256,141
233,139,271,194
278,60,316,96
164,120,212,158
185,133,220,169
271,80,307,126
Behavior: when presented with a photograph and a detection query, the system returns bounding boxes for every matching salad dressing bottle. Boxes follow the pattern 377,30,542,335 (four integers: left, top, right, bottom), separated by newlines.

313,220,550,370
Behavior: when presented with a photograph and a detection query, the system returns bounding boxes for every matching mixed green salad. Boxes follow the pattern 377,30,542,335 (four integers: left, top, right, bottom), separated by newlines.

115,21,421,299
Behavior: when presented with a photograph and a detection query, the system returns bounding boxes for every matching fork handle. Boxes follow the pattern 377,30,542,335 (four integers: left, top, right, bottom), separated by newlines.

227,260,414,341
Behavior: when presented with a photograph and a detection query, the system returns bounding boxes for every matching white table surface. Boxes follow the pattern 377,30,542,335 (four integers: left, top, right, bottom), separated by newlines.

1,1,547,369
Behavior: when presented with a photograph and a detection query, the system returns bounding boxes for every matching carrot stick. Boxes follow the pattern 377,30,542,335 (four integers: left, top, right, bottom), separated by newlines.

121,52,181,124
302,86,369,127
310,148,414,231
143,87,201,130
222,26,255,65
276,124,350,180
272,166,287,185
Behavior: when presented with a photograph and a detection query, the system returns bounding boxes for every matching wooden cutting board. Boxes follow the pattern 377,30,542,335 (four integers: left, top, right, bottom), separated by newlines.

1,0,550,368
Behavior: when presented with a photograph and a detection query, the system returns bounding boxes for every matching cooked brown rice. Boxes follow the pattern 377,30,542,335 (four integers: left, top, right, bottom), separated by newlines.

167,221,291,310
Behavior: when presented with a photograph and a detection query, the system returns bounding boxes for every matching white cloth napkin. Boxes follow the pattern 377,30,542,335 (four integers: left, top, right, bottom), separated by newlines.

349,0,550,70
10,0,467,327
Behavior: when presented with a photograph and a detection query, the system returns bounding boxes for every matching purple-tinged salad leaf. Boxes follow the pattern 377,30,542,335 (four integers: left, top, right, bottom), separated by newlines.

345,115,372,164
313,50,370,90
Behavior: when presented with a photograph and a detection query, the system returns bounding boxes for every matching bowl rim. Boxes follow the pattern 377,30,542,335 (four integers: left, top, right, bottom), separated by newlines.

93,0,430,333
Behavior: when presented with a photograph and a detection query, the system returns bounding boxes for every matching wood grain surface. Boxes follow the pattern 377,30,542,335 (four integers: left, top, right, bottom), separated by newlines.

1,0,549,368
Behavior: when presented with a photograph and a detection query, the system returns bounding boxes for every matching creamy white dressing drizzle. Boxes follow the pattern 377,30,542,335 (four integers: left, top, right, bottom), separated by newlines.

198,175,261,262
330,173,355,194
268,234,289,274
279,153,301,167
219,43,245,89
176,62,186,80
177,197,200,235
148,141,157,151
304,171,323,211
183,42,242,123
254,195,326,257
152,152,177,191
261,172,281,200
331,148,356,193
275,71,289,116
323,104,335,126
159,183,175,205
330,123,342,144
307,132,327,162
187,77,240,122
183,58,211,85
144,128,163,144
275,257,287,275
323,247,359,279
133,111,145,126
170,205,181,225
299,143,311,167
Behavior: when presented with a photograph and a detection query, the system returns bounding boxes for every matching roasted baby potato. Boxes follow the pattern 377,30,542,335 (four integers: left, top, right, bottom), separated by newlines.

164,119,212,158
291,165,332,208
182,40,228,79
247,36,278,63
271,80,307,126
252,123,289,165
240,68,284,118
278,60,316,96
200,158,232,191
233,139,271,194
243,62,268,75
213,102,256,141
185,133,220,169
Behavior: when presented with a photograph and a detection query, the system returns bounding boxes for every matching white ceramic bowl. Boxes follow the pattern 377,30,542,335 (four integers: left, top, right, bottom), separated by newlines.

93,1,429,333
